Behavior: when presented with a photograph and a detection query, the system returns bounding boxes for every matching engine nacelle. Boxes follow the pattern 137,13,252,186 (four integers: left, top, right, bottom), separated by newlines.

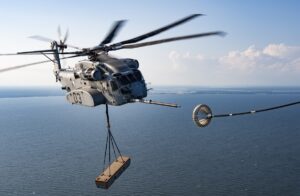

80,67,102,81
75,61,102,81
66,88,106,107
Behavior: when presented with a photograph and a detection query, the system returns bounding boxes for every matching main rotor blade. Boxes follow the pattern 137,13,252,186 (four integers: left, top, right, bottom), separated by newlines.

63,28,69,43
29,34,81,50
67,44,82,50
57,26,62,41
109,14,202,47
0,54,82,73
100,20,126,45
110,31,226,50
0,60,51,73
0,50,83,56
0,49,56,56
18,49,56,54
29,35,55,43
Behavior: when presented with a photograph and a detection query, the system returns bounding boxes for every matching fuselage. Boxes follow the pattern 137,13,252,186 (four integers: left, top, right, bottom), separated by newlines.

56,54,147,107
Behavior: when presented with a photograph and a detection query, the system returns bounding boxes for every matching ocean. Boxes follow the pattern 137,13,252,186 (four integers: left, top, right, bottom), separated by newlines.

0,87,299,196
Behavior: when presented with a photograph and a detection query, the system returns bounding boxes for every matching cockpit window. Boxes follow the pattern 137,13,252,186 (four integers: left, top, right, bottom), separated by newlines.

119,75,130,85
134,70,142,81
117,71,143,86
110,81,118,91
121,87,130,94
128,74,137,82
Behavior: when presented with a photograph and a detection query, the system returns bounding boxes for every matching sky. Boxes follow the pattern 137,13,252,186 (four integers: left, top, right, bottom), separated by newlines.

0,0,300,87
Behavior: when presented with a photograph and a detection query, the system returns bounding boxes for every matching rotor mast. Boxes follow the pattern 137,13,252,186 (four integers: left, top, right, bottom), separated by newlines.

51,41,62,72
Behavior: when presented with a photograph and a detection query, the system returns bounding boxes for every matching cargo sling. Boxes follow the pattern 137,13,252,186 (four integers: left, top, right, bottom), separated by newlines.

103,104,124,176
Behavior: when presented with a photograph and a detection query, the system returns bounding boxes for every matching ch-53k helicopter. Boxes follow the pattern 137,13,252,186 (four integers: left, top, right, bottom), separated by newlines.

0,14,224,109
0,14,226,189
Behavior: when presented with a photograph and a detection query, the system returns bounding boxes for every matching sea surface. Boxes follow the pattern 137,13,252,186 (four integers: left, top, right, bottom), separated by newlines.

0,87,300,196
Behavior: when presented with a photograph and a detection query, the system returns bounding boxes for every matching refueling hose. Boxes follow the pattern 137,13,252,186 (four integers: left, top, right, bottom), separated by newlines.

193,101,300,128
212,101,300,118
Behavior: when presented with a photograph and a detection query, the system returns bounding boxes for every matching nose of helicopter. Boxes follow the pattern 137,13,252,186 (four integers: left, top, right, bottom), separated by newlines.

128,81,147,99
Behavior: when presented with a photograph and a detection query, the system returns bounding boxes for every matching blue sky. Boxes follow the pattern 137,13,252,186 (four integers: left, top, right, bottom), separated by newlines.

0,0,300,86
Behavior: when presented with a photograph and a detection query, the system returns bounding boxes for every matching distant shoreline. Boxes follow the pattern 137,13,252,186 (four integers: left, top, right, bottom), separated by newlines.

1,86,300,98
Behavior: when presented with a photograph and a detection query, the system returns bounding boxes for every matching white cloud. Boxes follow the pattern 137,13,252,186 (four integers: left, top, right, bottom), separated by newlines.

263,43,300,58
166,43,300,86
168,50,209,70
219,44,300,72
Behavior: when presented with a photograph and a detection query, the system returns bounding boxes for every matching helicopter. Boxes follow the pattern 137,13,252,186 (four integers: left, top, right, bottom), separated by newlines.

0,14,226,188
0,14,225,108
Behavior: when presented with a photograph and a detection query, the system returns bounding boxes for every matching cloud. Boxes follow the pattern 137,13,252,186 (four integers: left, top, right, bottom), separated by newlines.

263,44,300,58
219,44,300,72
166,43,300,86
168,51,206,70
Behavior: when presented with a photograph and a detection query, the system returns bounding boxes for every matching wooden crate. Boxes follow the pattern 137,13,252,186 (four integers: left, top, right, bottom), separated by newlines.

95,156,131,189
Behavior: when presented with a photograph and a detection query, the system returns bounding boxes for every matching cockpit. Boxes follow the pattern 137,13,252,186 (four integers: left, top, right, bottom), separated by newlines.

110,70,143,91
108,69,147,100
